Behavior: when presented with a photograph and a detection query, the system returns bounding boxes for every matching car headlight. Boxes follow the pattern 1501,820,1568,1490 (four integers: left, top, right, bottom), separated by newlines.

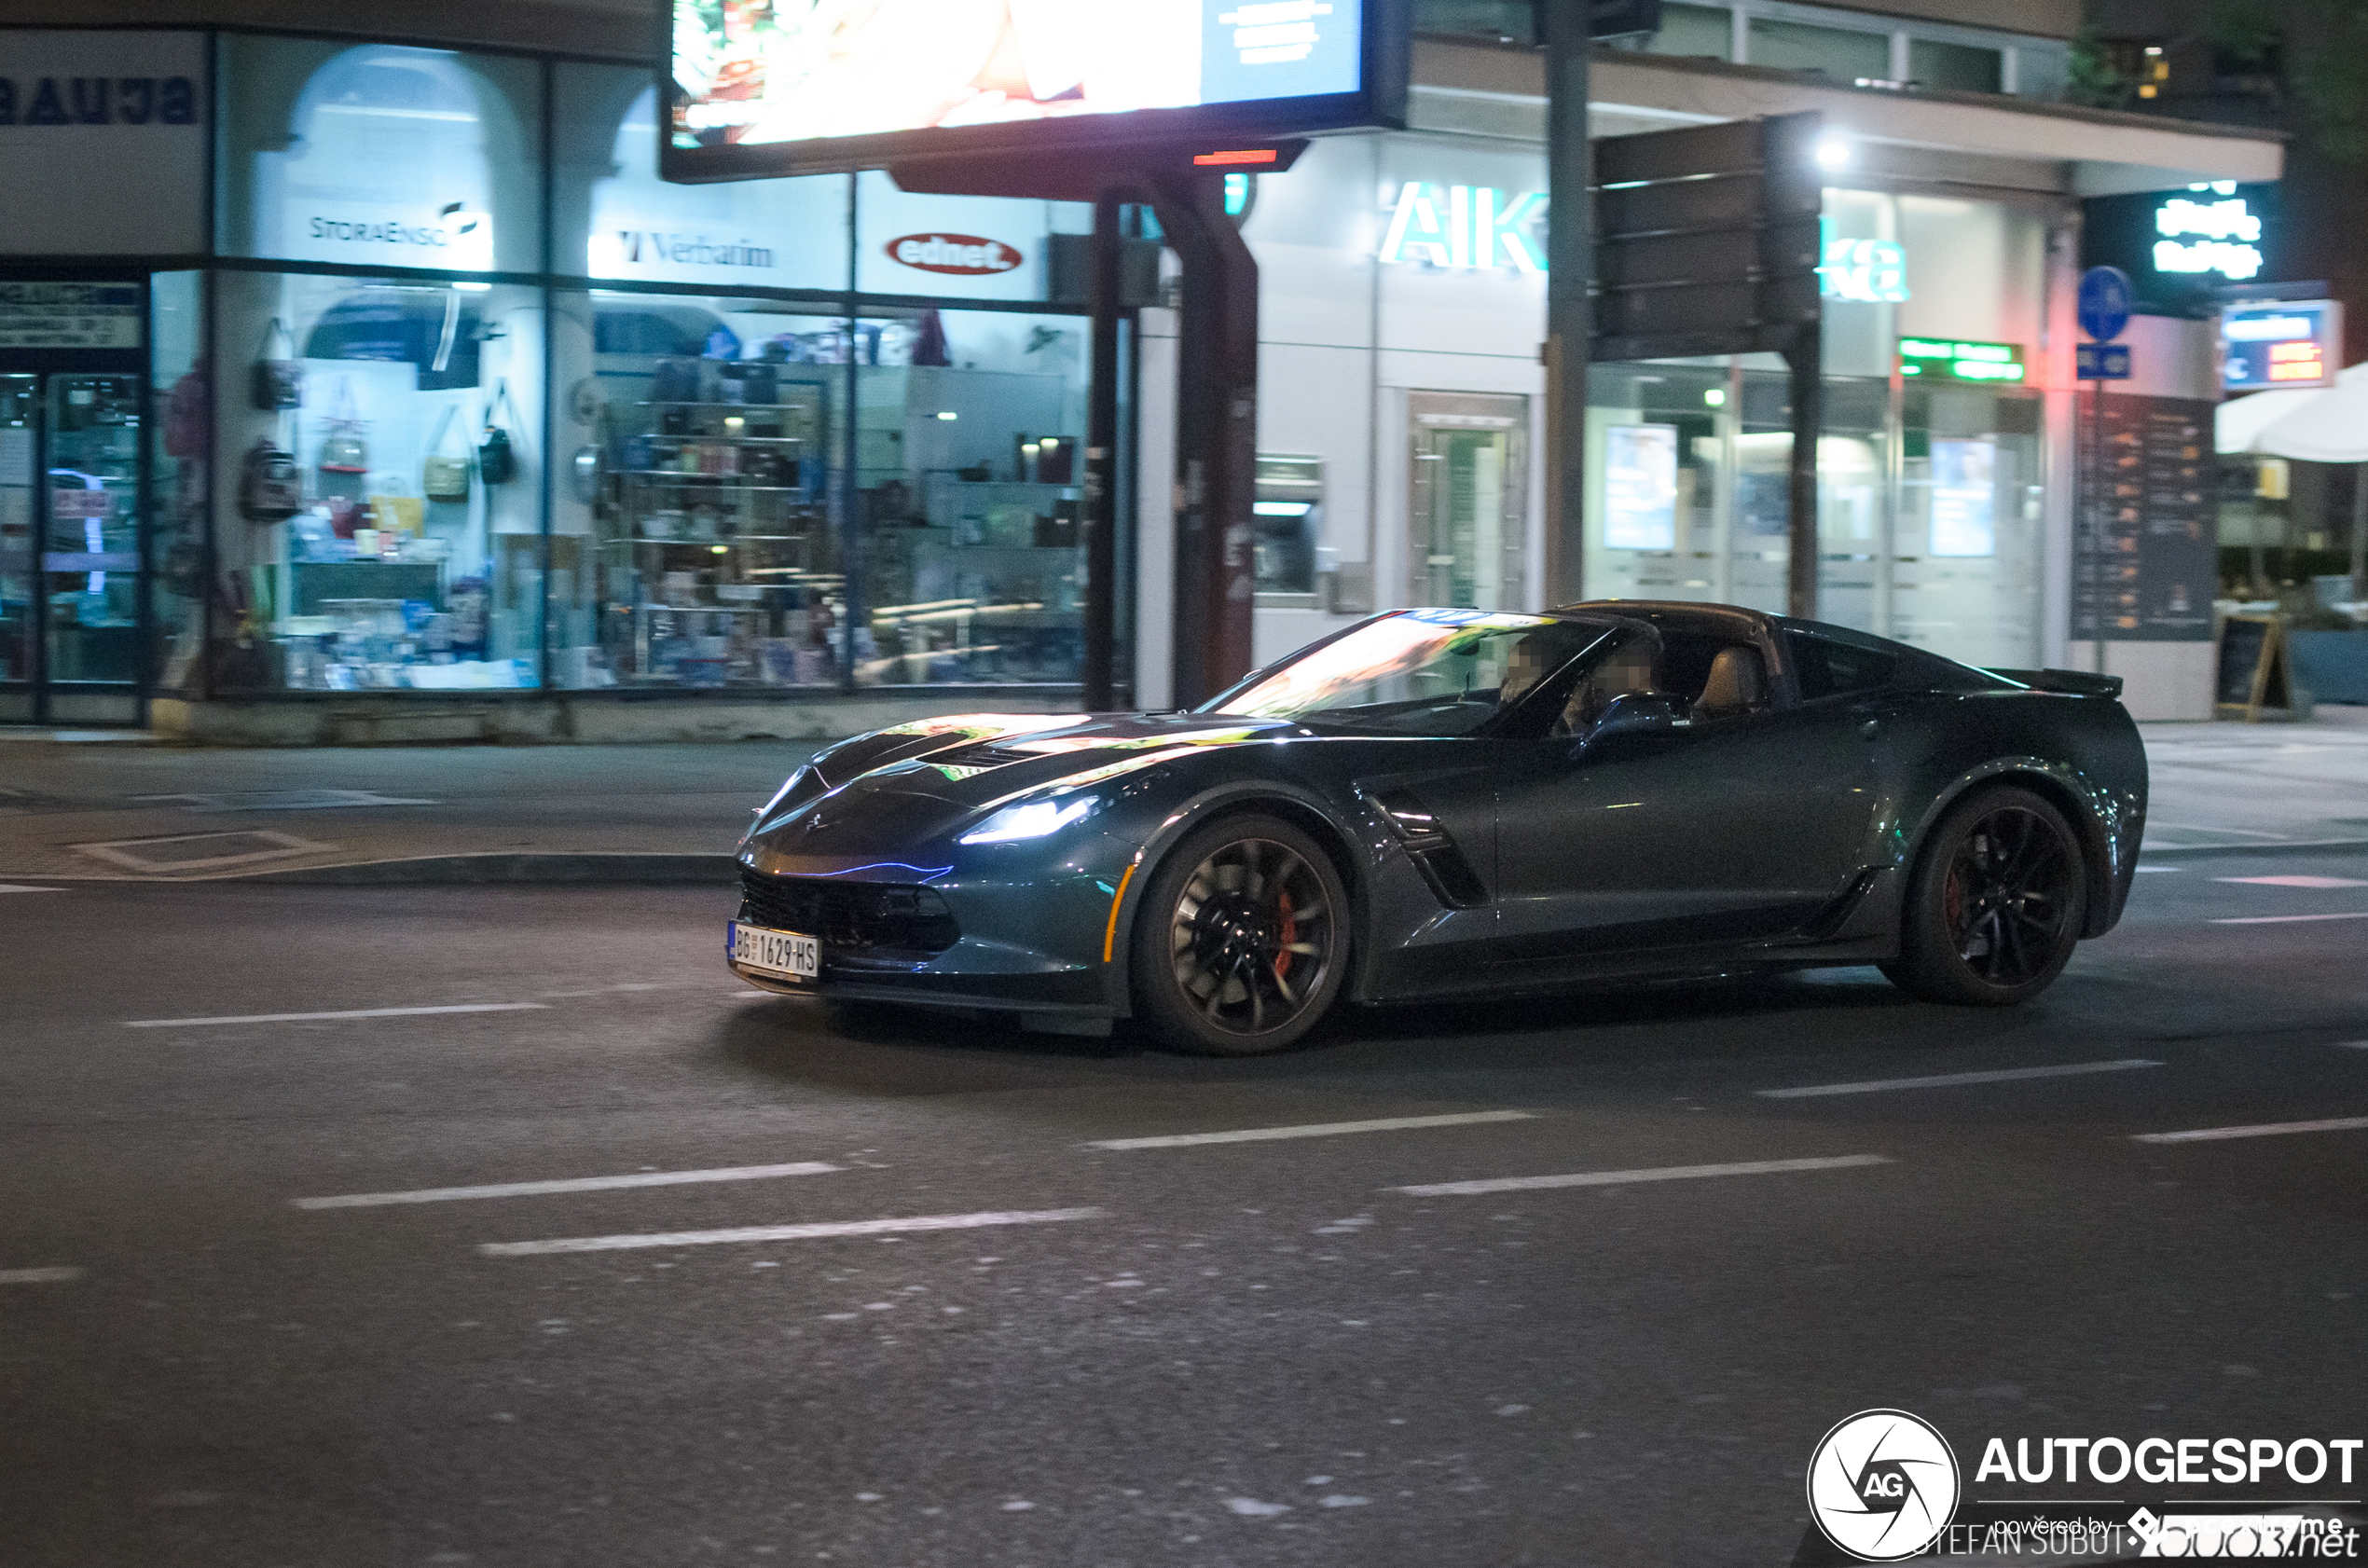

958,794,1097,845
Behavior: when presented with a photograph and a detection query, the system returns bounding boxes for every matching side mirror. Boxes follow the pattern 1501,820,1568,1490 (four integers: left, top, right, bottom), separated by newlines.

1578,691,1685,750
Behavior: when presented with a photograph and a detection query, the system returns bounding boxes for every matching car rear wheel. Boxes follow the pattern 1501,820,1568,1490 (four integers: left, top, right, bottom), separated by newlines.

1882,786,2087,1007
1132,814,1350,1055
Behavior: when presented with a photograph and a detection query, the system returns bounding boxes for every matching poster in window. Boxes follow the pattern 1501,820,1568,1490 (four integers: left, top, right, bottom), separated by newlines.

1929,437,1996,557
1603,423,1678,550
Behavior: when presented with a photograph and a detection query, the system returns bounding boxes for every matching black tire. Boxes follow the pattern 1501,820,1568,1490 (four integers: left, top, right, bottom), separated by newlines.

1882,786,2088,1007
1130,813,1352,1055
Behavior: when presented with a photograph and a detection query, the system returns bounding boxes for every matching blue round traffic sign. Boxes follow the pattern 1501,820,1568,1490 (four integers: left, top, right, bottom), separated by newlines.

2078,266,2133,342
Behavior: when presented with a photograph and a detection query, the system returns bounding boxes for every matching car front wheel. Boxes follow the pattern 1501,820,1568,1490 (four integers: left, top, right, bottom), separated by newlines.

1883,785,2088,1007
1131,814,1351,1055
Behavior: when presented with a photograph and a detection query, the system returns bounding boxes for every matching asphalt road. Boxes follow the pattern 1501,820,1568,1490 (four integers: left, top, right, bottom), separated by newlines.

4,853,2366,1567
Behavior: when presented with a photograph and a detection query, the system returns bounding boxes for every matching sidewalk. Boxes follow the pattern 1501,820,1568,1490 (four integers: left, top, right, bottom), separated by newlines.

0,740,814,885
1,716,2361,886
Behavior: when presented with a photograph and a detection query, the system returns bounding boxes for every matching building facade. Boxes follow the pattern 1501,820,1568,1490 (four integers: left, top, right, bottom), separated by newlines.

1,6,2281,737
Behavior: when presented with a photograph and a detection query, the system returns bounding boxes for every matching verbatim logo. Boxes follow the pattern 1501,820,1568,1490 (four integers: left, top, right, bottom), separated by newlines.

887,234,1022,276
614,232,776,268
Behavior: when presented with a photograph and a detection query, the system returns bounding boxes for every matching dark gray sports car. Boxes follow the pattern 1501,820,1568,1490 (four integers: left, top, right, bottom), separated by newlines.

729,602,2148,1054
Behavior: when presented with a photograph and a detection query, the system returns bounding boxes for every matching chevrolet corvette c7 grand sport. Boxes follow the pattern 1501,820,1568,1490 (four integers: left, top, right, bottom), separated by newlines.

728,601,2147,1054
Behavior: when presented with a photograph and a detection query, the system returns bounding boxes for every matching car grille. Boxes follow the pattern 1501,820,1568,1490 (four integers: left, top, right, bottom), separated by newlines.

739,871,960,957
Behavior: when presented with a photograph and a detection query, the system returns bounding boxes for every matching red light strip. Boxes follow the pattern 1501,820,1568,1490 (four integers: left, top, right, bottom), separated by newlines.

1192,148,1279,167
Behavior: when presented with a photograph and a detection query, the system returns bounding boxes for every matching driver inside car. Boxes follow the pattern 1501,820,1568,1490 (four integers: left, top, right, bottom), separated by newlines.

1557,636,1664,736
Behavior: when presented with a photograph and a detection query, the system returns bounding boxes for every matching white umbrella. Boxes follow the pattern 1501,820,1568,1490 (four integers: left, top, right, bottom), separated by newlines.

2248,360,2368,463
2216,381,2325,455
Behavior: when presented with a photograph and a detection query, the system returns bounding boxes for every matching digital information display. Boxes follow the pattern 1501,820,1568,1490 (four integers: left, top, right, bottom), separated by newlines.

2221,300,2342,392
666,0,1401,181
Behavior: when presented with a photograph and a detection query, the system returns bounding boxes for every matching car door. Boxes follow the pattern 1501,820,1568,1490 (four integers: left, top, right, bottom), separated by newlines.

1489,646,1888,977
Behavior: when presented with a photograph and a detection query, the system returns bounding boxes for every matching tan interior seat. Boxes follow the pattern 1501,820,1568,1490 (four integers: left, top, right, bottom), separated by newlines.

1693,646,1767,721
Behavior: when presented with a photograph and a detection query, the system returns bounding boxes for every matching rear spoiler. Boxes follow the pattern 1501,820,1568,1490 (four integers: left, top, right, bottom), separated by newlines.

1984,667,2126,699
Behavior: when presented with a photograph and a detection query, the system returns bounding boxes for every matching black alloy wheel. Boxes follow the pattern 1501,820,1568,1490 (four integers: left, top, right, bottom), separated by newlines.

1132,813,1350,1055
1883,785,2087,1007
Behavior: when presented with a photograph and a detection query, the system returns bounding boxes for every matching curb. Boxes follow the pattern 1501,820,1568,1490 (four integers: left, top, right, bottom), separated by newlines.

228,852,739,886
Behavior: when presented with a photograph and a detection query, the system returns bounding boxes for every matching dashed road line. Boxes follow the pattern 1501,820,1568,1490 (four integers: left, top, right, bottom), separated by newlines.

1389,1153,1891,1198
125,1002,551,1028
0,1267,84,1285
1756,1059,2163,1099
2133,1116,2368,1145
1088,1110,1537,1151
295,1162,844,1210
2216,875,2368,888
481,1207,1107,1258
2210,913,2368,926
0,884,65,893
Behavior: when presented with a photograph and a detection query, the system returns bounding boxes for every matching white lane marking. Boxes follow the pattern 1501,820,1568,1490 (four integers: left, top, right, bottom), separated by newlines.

481,1207,1107,1258
2133,865,2182,873
2216,875,2368,889
2210,912,2368,926
1756,1059,2163,1099
0,884,65,892
2341,1041,2368,1051
125,1003,550,1028
2150,823,2290,839
295,1162,843,1210
1389,1153,1891,1197
1088,1110,1537,1151
2134,1116,2368,1145
0,1267,84,1285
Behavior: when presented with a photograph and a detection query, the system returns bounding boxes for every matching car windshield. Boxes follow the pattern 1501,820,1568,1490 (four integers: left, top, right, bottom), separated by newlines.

1199,611,1614,736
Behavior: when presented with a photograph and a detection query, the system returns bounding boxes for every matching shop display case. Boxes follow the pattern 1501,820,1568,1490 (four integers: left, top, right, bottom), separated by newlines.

595,355,838,687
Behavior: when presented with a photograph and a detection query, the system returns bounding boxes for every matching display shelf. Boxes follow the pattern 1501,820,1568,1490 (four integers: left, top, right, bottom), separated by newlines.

619,473,809,490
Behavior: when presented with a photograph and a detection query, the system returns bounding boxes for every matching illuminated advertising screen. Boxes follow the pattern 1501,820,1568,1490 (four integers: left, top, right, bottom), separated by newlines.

664,0,1405,182
2222,300,2342,392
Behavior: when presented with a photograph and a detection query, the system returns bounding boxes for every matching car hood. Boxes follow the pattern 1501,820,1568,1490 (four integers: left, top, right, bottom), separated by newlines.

748,711,1303,871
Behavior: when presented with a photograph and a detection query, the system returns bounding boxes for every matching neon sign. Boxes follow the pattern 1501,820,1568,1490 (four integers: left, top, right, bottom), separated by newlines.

1898,337,2025,383
1377,182,1547,271
2222,299,2340,391
2154,183,2263,281
1378,187,1913,304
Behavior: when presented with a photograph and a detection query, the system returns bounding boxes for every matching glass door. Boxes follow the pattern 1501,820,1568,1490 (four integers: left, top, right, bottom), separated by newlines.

41,375,145,716
1408,392,1528,612
0,376,34,721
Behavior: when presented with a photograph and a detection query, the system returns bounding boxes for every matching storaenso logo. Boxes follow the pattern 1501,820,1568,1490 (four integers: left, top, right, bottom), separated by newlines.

1807,1410,1962,1561
887,234,1023,276
615,233,777,269
310,202,485,249
0,76,198,126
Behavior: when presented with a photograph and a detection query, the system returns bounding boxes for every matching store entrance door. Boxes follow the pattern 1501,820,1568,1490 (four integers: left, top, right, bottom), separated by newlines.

0,371,145,726
1408,392,1529,612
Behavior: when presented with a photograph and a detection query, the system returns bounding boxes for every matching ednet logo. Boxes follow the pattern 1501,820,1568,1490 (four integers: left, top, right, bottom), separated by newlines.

887,234,1022,277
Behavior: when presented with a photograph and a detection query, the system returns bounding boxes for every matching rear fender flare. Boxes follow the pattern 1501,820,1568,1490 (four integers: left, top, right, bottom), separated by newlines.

1097,782,1372,1018
1894,758,2136,942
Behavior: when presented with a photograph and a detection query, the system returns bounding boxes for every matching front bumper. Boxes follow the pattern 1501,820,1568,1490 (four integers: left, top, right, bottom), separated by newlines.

727,859,1120,1020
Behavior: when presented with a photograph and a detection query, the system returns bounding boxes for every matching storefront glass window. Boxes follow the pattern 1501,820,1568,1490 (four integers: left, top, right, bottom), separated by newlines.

151,271,206,693
854,308,1093,686
0,374,33,712
551,290,844,691
1584,364,1730,606
1646,4,1735,61
1746,19,1890,80
1911,40,2003,94
554,63,849,291
211,270,545,692
1898,385,2044,668
217,37,542,274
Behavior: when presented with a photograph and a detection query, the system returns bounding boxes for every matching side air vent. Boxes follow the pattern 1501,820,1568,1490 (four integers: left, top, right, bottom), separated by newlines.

1370,789,1490,909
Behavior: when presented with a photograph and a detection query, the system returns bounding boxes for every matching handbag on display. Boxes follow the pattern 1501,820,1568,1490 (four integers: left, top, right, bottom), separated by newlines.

317,379,370,475
422,405,472,502
478,380,518,486
250,318,303,412
240,439,303,523
164,369,209,460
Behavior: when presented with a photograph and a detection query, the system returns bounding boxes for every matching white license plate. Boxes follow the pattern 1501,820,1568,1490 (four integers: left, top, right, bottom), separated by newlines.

730,922,819,982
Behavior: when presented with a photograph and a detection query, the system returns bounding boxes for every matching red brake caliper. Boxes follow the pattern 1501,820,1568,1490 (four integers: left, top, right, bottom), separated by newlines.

1274,893,1296,982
